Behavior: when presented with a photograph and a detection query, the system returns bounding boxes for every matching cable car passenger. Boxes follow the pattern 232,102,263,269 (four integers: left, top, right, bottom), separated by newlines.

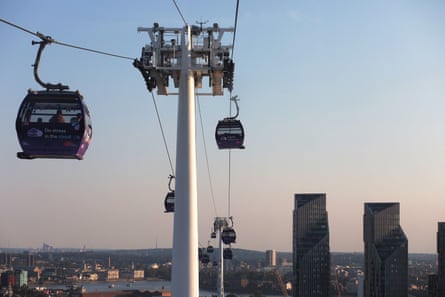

50,109,65,123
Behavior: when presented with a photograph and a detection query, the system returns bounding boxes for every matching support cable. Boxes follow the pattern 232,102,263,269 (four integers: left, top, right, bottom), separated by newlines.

0,18,134,61
225,92,235,218
227,148,232,217
53,39,134,60
171,0,188,26
0,18,40,38
196,94,218,217
231,0,240,60
133,60,175,177
226,0,240,217
150,92,175,176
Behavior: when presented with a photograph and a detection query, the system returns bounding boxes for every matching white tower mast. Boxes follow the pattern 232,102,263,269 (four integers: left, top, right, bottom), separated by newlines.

136,23,234,297
213,217,229,297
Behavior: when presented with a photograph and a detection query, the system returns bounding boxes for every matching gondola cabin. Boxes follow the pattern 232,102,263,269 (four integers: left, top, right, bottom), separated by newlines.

207,245,214,253
16,90,92,160
164,191,175,213
200,254,209,264
223,248,233,260
221,227,237,245
215,119,245,149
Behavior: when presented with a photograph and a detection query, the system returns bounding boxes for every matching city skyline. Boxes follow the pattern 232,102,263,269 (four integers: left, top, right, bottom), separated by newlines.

1,1,445,253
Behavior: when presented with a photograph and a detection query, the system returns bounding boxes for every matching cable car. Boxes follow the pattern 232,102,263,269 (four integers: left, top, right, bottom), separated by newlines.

223,248,233,260
221,227,236,245
16,90,92,160
211,231,217,239
201,254,209,264
164,191,175,213
207,245,214,253
215,118,245,150
164,175,175,213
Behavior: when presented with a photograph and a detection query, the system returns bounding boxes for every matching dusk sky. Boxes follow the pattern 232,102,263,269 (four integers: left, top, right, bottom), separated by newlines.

1,0,445,253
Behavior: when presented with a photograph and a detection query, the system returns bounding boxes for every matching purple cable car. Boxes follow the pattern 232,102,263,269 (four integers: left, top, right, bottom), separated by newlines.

221,227,237,245
223,248,233,260
200,254,210,264
164,191,175,213
164,175,175,213
215,118,245,149
16,90,92,160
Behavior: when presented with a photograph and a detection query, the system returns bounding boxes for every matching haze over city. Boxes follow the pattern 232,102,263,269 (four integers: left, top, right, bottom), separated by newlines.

1,0,445,253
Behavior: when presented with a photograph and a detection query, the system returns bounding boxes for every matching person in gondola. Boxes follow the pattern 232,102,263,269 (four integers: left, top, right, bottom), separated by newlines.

70,113,82,130
50,109,65,123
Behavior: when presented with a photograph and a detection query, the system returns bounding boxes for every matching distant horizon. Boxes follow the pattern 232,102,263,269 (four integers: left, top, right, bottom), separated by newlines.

0,246,437,255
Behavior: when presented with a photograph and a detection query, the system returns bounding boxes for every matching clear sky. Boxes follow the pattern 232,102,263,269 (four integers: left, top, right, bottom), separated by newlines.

1,0,445,253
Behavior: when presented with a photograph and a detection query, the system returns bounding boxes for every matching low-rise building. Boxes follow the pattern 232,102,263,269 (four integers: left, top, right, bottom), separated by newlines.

107,269,119,281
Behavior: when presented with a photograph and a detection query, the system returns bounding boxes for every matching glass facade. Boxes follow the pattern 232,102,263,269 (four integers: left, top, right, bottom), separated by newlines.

293,193,330,297
363,203,408,297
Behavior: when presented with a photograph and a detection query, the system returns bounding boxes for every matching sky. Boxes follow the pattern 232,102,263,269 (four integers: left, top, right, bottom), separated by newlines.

1,0,445,253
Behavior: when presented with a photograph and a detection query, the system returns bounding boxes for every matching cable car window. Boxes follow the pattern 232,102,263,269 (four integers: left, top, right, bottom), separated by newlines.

19,102,82,124
216,126,243,135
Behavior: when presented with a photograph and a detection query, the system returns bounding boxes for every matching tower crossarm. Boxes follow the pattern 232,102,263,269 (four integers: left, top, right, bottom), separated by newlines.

136,23,235,95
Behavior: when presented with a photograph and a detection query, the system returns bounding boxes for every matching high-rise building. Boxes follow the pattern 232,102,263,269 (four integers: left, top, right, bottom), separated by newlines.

26,252,35,267
428,274,438,297
265,249,277,267
293,193,330,297
363,202,408,297
15,270,28,287
2,254,12,267
436,222,445,296
357,272,364,297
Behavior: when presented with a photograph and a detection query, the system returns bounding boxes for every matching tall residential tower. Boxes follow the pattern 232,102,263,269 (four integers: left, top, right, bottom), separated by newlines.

363,202,408,297
293,193,330,297
437,222,445,296
265,249,277,267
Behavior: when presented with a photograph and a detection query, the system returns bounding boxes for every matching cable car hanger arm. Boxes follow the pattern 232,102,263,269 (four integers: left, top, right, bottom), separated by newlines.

32,33,69,91
226,95,239,120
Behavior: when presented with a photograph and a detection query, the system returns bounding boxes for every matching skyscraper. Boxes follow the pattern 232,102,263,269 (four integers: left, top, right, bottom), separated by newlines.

437,222,445,296
265,249,277,267
293,193,330,297
363,202,408,297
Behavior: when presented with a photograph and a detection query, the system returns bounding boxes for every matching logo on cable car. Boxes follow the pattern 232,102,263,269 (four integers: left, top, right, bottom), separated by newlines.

26,128,43,137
